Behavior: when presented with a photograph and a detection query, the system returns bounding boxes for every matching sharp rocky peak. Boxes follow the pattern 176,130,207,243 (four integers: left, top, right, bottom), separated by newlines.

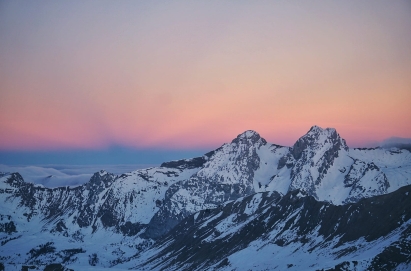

231,130,267,145
292,125,348,159
307,125,336,135
86,170,116,190
3,172,25,188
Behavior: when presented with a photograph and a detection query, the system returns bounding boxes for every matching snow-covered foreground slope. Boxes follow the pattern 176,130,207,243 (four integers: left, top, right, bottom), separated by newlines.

0,126,410,270
129,186,411,271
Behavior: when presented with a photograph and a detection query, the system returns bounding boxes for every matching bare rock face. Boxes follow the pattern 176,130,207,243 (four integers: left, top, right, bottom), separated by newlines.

0,215,16,234
291,126,348,159
144,130,267,239
287,126,349,199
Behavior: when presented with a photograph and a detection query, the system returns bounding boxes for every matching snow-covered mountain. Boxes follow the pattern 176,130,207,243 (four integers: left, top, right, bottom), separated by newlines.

1,126,410,270
132,185,411,271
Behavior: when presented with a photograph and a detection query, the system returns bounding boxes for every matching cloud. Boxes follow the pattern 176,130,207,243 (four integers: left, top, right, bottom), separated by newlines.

380,137,411,150
0,165,91,187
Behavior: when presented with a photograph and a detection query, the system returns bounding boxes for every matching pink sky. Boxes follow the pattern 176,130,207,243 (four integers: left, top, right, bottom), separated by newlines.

1,1,410,151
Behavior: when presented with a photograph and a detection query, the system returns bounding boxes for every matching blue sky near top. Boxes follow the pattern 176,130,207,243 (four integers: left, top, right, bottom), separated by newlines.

0,147,208,166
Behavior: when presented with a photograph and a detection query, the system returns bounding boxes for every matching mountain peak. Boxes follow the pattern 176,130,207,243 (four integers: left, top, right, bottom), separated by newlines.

307,125,337,135
304,125,342,141
308,125,323,133
238,130,260,138
99,170,108,176
86,170,116,190
292,126,348,160
232,130,267,145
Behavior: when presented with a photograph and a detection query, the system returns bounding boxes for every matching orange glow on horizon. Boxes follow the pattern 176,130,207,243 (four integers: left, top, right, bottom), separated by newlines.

1,2,410,151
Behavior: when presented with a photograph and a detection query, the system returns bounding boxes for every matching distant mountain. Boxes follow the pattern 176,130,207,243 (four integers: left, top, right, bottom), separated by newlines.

380,137,411,152
1,126,410,270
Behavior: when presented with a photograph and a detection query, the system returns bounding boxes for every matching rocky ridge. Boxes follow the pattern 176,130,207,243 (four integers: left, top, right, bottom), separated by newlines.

0,126,410,270
133,185,411,271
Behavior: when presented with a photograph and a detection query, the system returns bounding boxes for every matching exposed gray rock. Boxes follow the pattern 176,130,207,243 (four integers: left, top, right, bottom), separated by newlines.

138,185,411,271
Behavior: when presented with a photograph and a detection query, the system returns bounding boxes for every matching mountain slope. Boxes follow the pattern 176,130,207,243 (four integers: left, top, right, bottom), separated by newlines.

0,165,203,269
144,127,411,240
131,185,411,271
144,130,290,239
0,126,410,270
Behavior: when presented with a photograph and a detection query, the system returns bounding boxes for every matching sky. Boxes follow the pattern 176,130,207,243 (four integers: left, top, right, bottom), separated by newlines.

1,1,410,165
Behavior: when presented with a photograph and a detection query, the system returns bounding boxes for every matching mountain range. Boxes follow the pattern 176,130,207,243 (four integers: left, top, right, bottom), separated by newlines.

1,126,410,270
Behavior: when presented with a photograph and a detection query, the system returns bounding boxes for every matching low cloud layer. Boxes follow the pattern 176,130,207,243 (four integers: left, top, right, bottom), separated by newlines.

0,164,153,188
379,137,411,152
